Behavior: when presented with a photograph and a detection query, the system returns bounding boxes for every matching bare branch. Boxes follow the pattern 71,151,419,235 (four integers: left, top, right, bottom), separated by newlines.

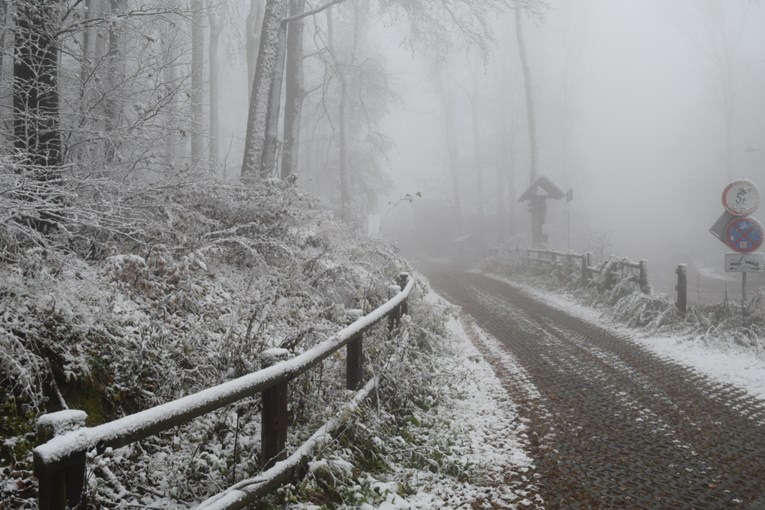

282,0,346,23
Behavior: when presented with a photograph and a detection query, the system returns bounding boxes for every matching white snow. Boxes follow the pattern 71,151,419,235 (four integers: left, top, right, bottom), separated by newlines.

35,279,416,467
483,272,765,404
285,287,541,509
37,410,88,435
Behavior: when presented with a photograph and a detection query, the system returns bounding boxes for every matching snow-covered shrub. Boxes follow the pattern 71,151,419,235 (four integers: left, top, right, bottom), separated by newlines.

275,292,521,509
485,251,765,347
1,173,414,508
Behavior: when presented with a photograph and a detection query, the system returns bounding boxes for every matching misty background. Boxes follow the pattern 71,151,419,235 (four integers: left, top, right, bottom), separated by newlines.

7,0,765,301
375,0,765,301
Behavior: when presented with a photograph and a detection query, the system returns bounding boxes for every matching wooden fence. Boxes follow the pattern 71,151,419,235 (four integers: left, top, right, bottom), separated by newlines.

33,273,415,510
526,248,649,292
523,248,692,305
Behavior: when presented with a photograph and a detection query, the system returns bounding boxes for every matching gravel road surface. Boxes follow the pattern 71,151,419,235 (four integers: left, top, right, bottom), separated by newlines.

427,271,765,509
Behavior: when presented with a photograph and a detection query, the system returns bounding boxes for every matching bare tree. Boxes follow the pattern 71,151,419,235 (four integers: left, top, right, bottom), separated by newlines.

325,6,351,220
281,0,306,179
0,0,6,81
668,0,754,181
242,0,287,180
0,0,12,147
471,72,486,252
191,0,205,166
14,1,61,176
496,56,519,242
103,0,129,164
514,5,538,185
246,0,264,93
260,14,288,177
208,1,223,171
434,71,463,231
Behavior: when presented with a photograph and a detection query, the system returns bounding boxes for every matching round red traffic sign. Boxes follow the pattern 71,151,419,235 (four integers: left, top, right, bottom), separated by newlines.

722,179,760,216
725,216,764,253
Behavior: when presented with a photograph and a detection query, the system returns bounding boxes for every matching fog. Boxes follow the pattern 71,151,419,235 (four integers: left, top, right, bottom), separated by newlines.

83,0,765,299
368,0,765,299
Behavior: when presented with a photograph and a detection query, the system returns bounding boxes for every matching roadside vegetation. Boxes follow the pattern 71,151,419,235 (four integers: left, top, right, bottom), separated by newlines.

483,251,765,347
0,175,434,508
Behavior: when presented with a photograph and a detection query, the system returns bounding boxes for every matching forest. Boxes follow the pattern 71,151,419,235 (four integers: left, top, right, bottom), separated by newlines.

3,0,765,507
0,0,543,507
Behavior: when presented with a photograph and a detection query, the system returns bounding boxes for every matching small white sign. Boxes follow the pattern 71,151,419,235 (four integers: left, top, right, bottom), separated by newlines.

722,179,760,216
725,252,765,272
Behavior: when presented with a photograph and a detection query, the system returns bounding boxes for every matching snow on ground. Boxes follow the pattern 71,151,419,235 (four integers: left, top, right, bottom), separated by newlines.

482,272,765,403
381,316,538,509
290,291,541,509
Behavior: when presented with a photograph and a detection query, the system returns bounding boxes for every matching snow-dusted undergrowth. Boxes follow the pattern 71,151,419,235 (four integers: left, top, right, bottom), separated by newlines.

0,177,420,508
483,253,765,346
265,293,539,510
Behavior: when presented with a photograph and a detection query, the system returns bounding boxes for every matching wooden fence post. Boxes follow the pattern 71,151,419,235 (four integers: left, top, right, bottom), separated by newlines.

398,272,410,317
35,410,88,510
387,284,401,334
261,348,290,469
580,253,589,285
676,264,687,315
639,259,649,294
345,309,364,391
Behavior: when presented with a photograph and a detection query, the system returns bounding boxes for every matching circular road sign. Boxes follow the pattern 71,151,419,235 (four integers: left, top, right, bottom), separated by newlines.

726,216,764,253
722,179,760,216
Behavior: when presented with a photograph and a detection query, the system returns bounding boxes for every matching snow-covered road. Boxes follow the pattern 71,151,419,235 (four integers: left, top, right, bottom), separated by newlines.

428,270,765,509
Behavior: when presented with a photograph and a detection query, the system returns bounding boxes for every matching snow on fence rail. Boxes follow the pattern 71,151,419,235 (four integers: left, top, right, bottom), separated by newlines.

33,273,415,510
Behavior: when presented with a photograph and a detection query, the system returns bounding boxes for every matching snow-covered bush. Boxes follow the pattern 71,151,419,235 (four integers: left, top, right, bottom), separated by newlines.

0,172,414,508
485,251,765,345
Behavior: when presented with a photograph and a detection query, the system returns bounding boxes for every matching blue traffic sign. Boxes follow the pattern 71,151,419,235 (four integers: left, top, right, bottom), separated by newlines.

726,217,764,253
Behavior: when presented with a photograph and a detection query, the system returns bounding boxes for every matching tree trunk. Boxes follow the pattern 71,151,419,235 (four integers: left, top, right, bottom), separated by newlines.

338,81,350,221
208,4,223,171
0,0,9,147
326,7,350,221
104,0,128,164
14,1,62,176
435,75,462,232
281,0,305,179
80,0,98,88
246,0,264,94
514,8,538,184
260,18,288,178
94,0,108,59
242,0,287,180
471,75,486,253
191,0,205,166
162,2,181,166
498,61,516,242
0,0,7,90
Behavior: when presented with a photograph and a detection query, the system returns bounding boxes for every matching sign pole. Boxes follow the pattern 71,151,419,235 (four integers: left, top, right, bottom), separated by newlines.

742,271,747,315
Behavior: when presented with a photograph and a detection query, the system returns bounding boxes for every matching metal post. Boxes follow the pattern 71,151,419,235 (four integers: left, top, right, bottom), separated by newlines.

742,271,748,315
639,259,649,294
676,264,687,316
581,254,588,285
260,348,290,469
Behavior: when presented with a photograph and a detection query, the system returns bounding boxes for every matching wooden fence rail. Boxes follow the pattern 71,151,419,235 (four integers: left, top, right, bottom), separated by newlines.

526,248,650,294
33,273,415,510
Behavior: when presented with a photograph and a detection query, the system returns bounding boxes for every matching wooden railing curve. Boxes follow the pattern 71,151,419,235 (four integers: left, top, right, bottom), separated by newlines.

33,273,415,510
